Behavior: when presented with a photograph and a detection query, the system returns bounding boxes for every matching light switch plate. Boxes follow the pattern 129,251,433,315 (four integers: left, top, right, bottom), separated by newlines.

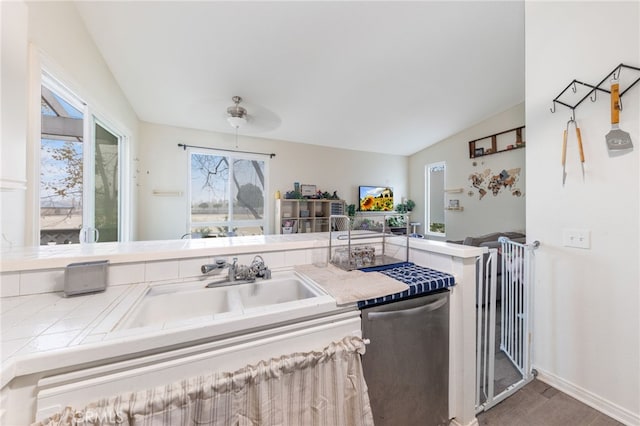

562,229,590,249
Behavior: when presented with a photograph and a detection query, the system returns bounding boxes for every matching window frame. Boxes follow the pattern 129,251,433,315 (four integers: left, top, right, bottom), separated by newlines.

425,161,446,237
187,148,270,237
91,116,130,242
34,69,131,245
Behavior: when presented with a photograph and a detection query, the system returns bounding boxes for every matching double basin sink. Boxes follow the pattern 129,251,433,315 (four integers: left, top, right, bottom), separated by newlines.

112,270,336,332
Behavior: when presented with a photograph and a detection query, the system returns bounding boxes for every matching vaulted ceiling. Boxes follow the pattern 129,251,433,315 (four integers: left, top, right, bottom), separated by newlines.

75,1,525,156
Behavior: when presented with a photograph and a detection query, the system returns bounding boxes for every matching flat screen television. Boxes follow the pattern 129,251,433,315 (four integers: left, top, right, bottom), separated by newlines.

358,186,394,211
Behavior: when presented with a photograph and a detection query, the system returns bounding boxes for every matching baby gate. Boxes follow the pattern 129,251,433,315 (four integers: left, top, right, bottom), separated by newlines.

476,237,540,412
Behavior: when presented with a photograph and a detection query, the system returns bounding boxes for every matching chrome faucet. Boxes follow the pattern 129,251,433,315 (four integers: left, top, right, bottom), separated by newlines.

227,257,238,282
201,256,270,288
250,255,271,279
201,257,238,281
200,257,228,274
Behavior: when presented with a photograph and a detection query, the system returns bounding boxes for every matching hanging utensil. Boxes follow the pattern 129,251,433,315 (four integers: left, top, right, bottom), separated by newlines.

561,124,568,186
605,77,633,151
575,122,585,180
562,119,586,185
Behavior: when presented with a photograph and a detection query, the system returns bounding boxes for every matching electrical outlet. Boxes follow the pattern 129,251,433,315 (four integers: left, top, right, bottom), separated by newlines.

562,229,591,249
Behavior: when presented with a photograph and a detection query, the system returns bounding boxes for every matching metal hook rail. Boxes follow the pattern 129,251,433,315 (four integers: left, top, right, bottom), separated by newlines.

550,63,640,120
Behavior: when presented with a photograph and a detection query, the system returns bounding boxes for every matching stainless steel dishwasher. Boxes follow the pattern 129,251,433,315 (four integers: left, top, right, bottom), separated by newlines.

361,290,450,426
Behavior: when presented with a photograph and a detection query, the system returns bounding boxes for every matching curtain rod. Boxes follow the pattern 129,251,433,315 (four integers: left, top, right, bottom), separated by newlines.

177,143,276,158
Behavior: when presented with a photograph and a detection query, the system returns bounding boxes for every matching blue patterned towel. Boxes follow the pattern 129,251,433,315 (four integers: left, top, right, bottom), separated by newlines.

359,262,455,308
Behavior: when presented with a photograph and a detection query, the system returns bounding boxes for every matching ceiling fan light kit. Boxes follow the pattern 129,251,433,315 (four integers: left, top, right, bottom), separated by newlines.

227,95,248,129
227,115,247,128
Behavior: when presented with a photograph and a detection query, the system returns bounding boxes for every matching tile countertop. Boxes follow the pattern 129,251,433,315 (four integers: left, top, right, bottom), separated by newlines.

0,274,344,389
0,264,456,389
0,235,484,388
1,283,138,387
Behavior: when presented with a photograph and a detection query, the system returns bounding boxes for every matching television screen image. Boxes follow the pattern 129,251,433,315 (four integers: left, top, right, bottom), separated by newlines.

359,186,394,211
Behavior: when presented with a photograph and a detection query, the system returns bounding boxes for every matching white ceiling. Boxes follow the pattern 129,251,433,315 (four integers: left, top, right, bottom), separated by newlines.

74,1,525,156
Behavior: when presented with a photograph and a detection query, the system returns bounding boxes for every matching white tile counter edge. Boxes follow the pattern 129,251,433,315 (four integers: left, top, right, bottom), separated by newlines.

1,234,318,272
1,233,485,273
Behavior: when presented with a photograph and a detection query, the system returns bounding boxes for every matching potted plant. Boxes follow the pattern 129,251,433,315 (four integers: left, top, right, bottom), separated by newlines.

387,215,406,228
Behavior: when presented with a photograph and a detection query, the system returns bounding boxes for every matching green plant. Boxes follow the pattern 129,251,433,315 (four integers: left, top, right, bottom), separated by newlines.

347,204,356,217
194,226,212,234
395,199,415,213
355,218,382,230
405,199,415,211
387,215,407,228
429,222,445,233
285,190,303,199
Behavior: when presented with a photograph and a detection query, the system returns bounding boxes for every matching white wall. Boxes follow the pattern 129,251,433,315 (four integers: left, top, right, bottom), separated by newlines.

1,1,29,247
0,1,140,247
409,103,525,242
137,122,409,240
26,1,138,134
526,2,639,424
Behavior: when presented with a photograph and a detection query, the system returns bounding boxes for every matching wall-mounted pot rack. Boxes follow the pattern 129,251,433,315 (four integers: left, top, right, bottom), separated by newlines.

550,63,640,121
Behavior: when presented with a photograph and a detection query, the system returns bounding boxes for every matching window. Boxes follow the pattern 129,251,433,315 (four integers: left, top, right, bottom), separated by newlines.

39,73,126,244
189,150,268,237
425,162,445,236
40,84,84,244
93,122,120,242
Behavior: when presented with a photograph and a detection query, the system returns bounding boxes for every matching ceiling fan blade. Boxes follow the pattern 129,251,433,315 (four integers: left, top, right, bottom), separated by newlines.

187,96,281,134
242,107,281,133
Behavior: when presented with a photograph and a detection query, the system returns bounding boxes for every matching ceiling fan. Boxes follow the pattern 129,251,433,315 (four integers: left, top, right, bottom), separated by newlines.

221,95,281,133
226,96,247,129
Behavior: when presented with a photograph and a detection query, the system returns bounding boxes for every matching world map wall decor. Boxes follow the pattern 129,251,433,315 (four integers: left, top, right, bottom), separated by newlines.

468,168,523,200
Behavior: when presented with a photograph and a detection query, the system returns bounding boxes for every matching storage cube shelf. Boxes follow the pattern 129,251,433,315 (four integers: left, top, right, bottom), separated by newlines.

275,199,346,234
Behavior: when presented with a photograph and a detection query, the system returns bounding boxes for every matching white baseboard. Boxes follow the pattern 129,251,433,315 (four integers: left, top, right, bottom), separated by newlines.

535,367,640,426
449,417,478,426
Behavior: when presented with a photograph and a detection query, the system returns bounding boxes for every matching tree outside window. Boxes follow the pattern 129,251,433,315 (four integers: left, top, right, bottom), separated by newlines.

190,152,267,237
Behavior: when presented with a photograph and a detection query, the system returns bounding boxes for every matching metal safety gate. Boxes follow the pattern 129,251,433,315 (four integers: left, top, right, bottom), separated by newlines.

476,237,540,412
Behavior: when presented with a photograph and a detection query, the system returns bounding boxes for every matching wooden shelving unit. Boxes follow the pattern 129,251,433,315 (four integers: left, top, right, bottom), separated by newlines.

275,199,345,234
468,126,525,158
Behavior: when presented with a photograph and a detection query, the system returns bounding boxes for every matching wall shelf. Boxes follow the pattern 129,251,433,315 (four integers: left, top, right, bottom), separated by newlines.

468,126,525,159
152,190,183,197
445,207,464,212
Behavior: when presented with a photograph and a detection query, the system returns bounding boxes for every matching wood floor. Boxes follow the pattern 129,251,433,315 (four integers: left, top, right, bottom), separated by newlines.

476,379,624,426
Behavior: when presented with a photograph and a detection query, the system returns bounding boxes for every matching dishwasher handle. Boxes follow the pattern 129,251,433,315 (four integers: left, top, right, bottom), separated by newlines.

366,295,448,320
